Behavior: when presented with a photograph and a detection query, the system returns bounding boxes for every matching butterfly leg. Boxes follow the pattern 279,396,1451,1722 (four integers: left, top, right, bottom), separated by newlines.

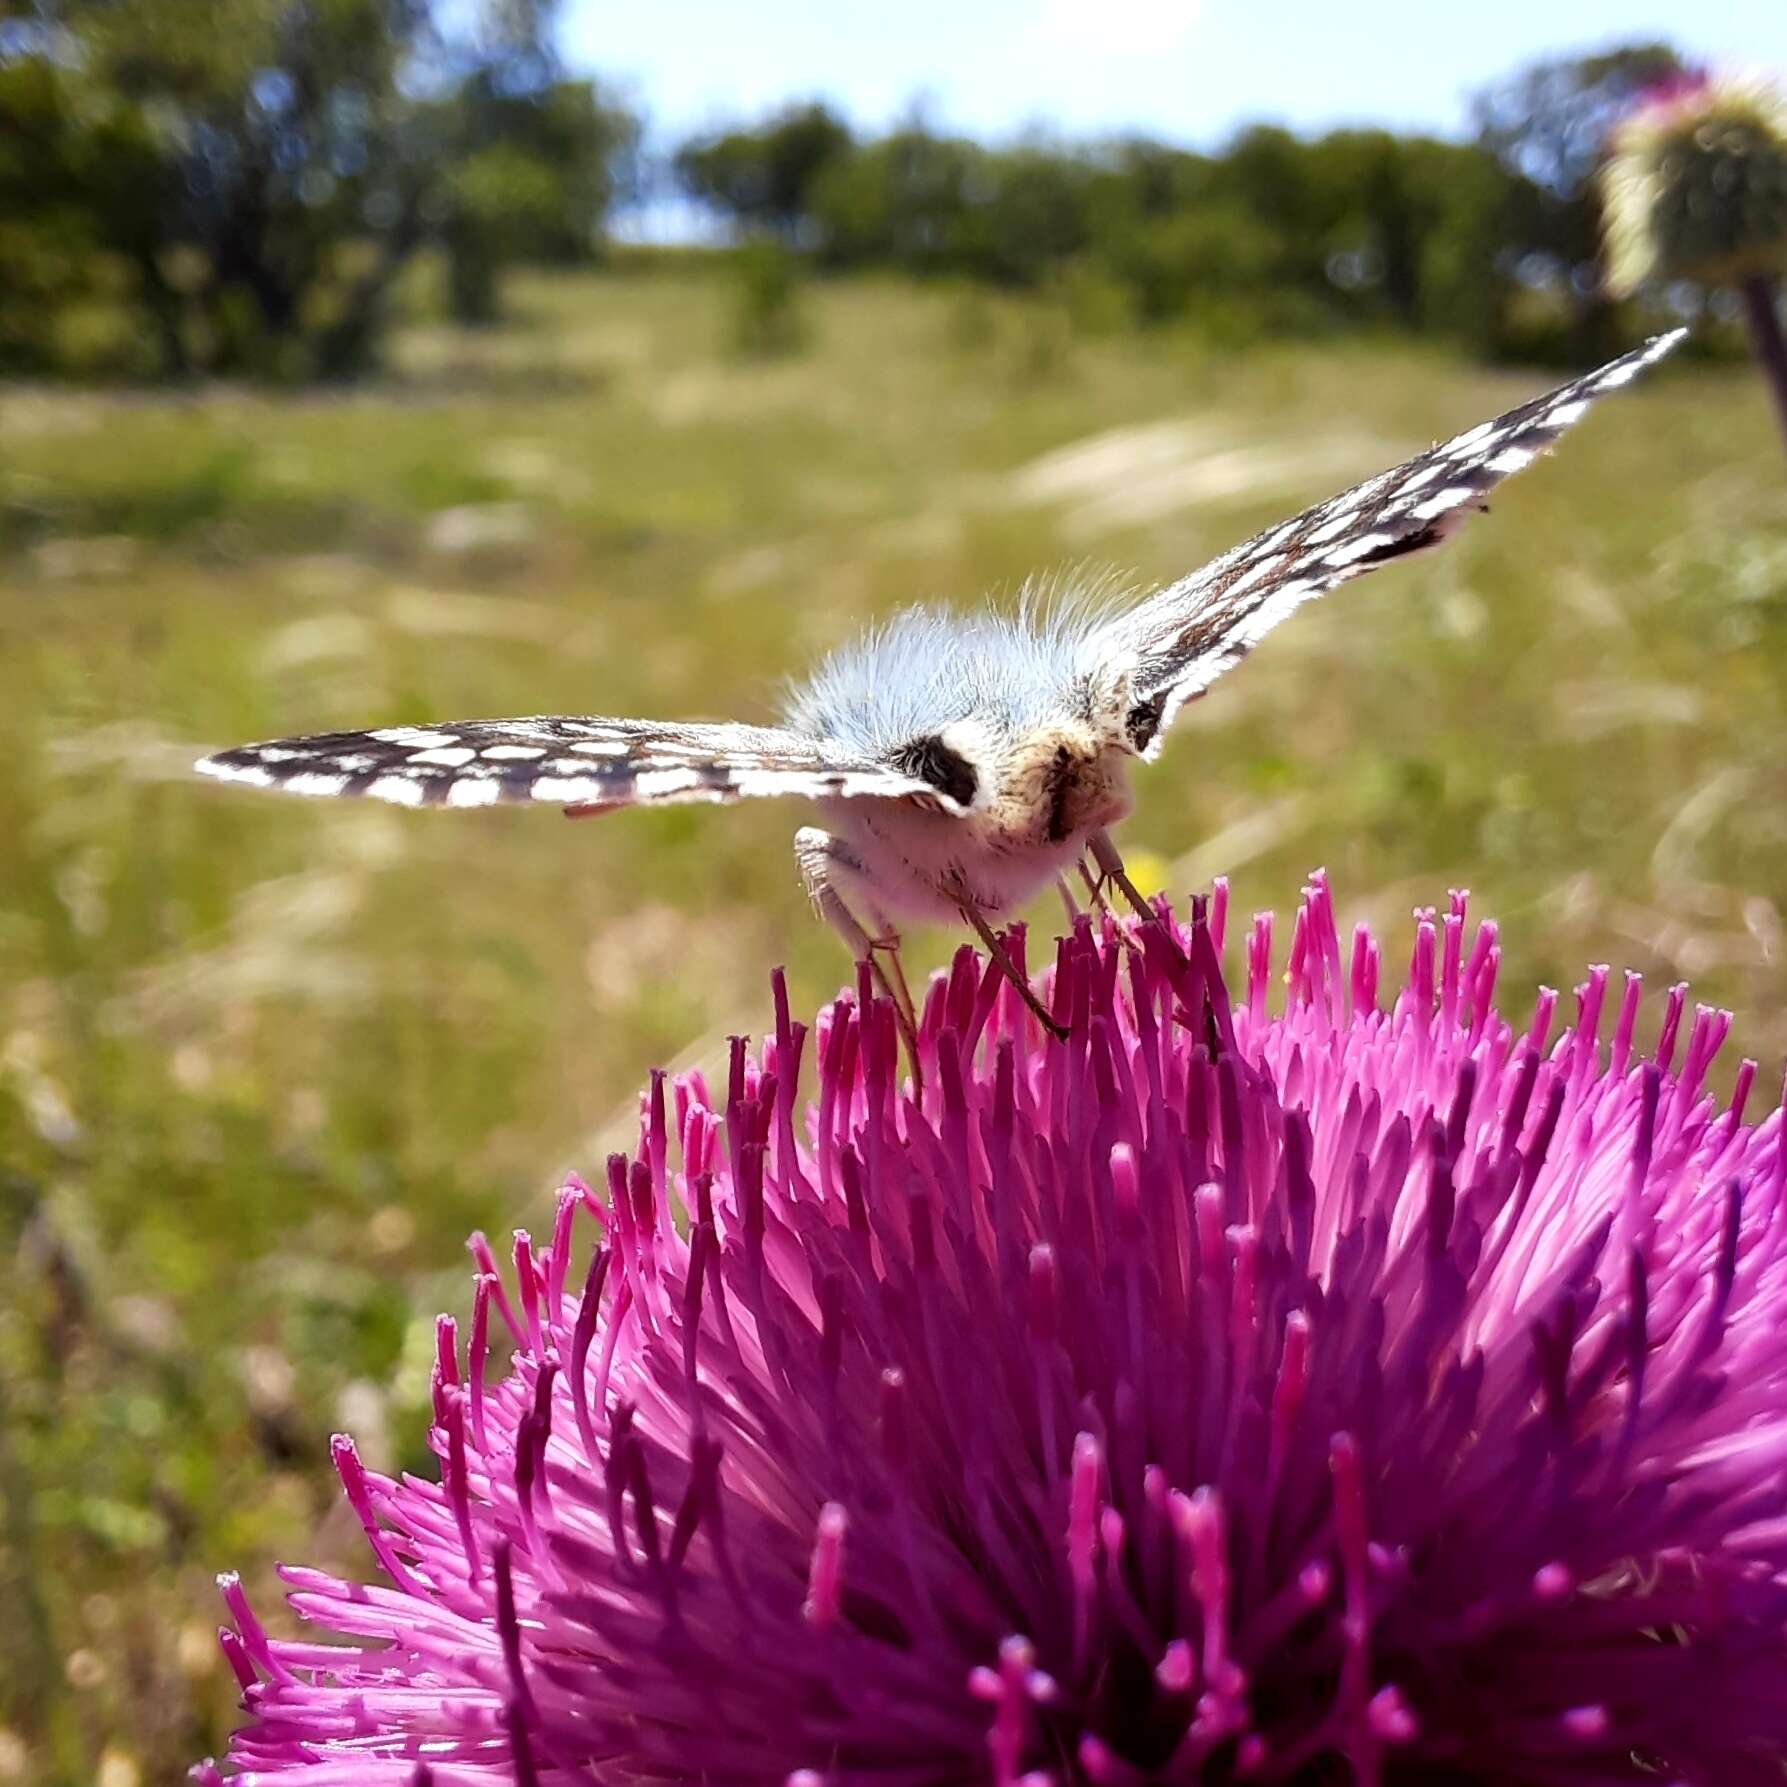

1086,829,1195,972
795,828,924,1087
1087,830,1164,926
955,900,1069,1041
1079,854,1137,925
1074,852,1152,970
866,924,921,1056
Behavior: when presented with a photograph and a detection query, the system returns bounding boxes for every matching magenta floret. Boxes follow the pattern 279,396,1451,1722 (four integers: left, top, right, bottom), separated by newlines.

202,876,1787,1786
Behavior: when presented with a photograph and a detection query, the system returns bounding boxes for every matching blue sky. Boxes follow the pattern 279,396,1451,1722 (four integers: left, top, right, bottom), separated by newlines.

565,0,1786,148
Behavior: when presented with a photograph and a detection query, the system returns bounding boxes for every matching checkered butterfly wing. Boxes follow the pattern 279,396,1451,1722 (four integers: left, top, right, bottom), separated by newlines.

197,717,958,812
1099,331,1684,759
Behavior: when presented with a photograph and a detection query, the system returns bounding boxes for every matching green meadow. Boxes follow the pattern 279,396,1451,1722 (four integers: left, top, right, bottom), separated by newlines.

1,264,1783,1783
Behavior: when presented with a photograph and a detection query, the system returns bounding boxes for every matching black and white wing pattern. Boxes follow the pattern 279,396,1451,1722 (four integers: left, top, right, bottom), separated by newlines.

1099,330,1685,758
197,718,958,812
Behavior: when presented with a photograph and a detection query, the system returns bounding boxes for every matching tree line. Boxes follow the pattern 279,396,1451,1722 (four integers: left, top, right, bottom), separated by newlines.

0,12,1698,382
677,45,1697,365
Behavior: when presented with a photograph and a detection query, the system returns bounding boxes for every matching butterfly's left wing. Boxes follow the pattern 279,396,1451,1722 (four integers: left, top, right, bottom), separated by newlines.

1096,330,1685,758
196,717,959,812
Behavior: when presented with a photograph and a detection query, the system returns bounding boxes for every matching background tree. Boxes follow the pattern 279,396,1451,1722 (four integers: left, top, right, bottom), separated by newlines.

805,122,985,275
0,49,172,376
674,102,852,244
0,0,640,377
1293,131,1510,348
434,71,641,324
426,1,639,324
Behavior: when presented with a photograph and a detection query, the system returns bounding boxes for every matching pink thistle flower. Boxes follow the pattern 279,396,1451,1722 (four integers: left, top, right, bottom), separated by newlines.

1600,63,1787,457
199,877,1787,1786
1625,65,1715,123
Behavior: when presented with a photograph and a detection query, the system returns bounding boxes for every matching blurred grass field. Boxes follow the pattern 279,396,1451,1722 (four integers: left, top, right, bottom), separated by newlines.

0,264,1784,1783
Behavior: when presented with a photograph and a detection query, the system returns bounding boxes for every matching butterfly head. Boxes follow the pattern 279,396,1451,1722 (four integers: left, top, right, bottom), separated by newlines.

998,722,1135,843
874,709,1133,850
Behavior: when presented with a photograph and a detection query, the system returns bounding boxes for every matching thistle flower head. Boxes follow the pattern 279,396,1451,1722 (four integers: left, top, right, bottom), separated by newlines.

1602,66,1787,294
201,878,1787,1786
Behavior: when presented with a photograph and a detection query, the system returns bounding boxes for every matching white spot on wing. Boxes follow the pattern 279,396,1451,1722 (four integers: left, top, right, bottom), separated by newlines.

368,774,426,807
409,746,477,768
1305,510,1362,546
198,757,274,787
371,728,455,749
1487,445,1536,474
446,778,502,808
482,744,547,761
1411,485,1480,521
1321,532,1393,567
732,769,810,799
1444,420,1495,455
282,771,351,797
632,767,703,798
1223,554,1286,596
529,775,609,803
1228,581,1317,657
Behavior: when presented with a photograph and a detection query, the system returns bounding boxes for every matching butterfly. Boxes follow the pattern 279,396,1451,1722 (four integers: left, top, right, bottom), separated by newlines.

199,331,1683,1050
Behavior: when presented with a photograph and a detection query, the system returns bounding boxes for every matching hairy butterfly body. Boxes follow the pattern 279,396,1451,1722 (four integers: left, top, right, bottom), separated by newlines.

200,333,1685,1043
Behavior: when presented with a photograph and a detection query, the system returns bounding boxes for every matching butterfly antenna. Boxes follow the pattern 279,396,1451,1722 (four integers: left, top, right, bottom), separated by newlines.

958,902,1069,1042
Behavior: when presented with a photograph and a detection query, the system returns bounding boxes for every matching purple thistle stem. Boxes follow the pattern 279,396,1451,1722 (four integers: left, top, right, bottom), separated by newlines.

202,875,1787,1786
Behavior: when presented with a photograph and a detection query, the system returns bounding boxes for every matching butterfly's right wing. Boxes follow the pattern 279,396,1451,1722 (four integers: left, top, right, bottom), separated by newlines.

1094,330,1685,758
196,717,961,813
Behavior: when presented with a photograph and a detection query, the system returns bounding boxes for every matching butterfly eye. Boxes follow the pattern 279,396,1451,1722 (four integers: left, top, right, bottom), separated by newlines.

891,735,979,809
1124,696,1167,754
